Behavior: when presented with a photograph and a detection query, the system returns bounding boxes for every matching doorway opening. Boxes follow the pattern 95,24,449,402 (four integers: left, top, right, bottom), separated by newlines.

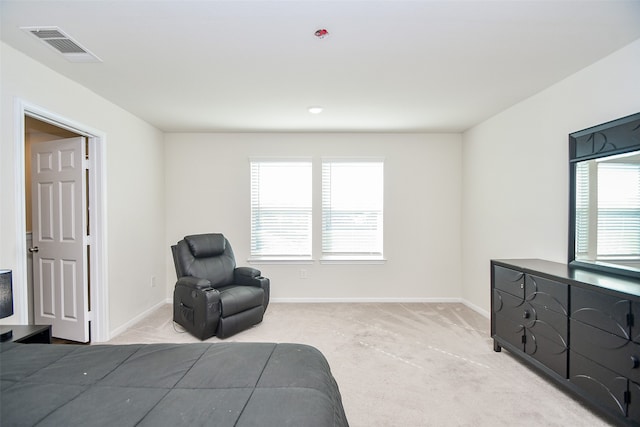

25,118,82,332
18,103,109,342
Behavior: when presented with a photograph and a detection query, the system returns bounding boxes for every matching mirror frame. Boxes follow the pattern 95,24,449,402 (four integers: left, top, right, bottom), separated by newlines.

568,112,640,279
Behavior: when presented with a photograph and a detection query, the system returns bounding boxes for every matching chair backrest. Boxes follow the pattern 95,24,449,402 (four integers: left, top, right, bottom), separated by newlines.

172,233,236,288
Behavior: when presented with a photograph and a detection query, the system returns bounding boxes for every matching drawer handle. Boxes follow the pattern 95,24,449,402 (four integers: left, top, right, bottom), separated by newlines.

632,356,640,369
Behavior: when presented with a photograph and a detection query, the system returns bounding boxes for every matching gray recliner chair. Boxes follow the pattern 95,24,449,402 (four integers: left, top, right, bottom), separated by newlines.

171,233,270,340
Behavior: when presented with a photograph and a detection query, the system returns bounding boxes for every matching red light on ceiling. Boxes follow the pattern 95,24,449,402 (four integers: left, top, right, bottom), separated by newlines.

314,29,329,39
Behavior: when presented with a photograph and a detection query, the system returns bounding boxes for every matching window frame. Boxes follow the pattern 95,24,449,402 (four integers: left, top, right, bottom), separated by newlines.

596,161,640,259
320,158,385,263
249,158,313,263
574,159,640,261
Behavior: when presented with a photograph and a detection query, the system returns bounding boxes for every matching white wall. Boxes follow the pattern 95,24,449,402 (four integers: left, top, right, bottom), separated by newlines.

165,133,462,301
0,42,166,338
6,35,635,331
461,39,640,314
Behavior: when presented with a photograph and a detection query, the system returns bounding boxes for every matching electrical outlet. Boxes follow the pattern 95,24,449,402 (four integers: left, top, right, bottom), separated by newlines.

300,269,308,279
151,276,157,287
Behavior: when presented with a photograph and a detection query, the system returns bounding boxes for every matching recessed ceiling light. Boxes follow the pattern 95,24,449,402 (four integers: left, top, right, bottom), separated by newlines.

308,106,323,114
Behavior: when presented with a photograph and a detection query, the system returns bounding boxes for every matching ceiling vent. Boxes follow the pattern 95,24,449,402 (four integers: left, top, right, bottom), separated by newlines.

21,26,101,63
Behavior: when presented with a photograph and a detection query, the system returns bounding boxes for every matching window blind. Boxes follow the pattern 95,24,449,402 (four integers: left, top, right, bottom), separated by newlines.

250,161,312,259
597,162,640,257
322,161,384,259
575,161,590,256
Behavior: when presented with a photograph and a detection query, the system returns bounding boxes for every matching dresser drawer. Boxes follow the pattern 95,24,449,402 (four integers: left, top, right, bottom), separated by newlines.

525,274,568,315
525,328,568,378
571,286,631,339
571,318,640,383
569,350,628,419
629,381,640,423
493,289,526,324
494,313,524,350
524,305,568,345
493,265,524,299
632,302,640,345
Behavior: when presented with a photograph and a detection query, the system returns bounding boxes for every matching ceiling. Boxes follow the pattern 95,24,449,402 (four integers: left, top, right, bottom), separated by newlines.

2,0,640,133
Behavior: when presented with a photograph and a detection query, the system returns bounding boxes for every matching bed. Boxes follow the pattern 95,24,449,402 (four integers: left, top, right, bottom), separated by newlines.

0,341,349,426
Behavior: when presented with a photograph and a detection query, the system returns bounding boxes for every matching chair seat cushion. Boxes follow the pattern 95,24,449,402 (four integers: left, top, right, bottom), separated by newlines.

218,285,264,318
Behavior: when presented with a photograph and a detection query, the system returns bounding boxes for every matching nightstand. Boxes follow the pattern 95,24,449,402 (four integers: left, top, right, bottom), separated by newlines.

0,324,51,344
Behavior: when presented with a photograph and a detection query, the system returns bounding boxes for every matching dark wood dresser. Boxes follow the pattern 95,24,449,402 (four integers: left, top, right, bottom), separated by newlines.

491,258,640,426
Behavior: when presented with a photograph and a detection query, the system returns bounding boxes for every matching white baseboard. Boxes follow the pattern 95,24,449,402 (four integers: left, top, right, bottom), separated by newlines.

158,296,489,324
461,299,490,318
271,297,490,318
270,297,463,303
109,299,167,339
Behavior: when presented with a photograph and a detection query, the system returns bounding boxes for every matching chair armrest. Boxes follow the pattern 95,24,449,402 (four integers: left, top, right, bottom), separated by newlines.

234,267,264,286
235,267,270,290
173,279,220,340
234,267,270,310
235,266,262,278
176,276,213,290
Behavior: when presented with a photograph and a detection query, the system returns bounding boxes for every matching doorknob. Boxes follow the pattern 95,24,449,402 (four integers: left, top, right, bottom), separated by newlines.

29,246,39,253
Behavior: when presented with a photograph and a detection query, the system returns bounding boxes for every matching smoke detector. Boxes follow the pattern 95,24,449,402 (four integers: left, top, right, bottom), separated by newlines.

21,26,102,63
314,29,329,39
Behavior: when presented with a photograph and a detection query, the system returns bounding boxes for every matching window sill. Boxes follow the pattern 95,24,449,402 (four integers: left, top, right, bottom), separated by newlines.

248,258,314,265
320,257,386,265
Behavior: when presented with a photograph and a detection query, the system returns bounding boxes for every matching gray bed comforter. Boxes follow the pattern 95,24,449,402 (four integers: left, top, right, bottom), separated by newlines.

0,341,349,426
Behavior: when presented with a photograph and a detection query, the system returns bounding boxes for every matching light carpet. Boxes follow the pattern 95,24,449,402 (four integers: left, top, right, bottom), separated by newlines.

106,303,612,427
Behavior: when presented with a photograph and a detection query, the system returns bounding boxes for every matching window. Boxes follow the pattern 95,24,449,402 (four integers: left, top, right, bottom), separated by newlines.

597,162,640,258
575,161,591,257
322,160,384,260
250,160,312,260
575,159,640,260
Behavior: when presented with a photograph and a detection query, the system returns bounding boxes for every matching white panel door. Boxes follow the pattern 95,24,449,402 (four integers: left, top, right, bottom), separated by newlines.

31,137,89,342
